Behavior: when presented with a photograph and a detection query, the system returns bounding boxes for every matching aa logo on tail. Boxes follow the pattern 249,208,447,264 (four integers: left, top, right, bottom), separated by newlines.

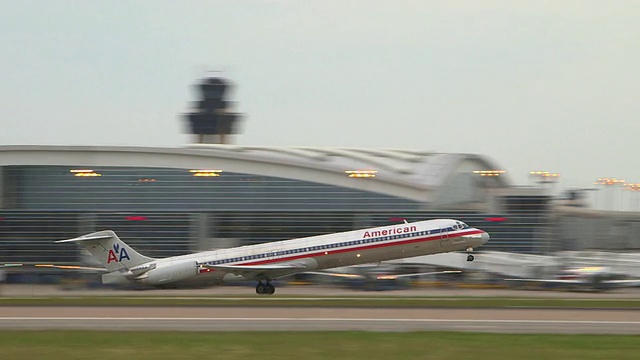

107,243,131,264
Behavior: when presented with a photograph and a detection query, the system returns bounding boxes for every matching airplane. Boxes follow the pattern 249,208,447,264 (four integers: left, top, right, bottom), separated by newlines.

505,265,640,292
55,218,489,295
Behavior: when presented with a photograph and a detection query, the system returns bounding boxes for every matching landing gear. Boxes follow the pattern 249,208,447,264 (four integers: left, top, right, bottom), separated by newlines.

255,280,276,295
466,247,475,262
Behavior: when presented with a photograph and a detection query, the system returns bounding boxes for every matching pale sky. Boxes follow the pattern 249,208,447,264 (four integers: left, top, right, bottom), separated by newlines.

1,1,639,190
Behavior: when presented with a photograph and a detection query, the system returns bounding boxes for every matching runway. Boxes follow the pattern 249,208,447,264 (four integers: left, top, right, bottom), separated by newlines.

5,284,640,298
2,307,640,334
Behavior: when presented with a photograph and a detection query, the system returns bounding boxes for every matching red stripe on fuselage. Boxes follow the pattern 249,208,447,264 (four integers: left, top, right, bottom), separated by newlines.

202,229,484,270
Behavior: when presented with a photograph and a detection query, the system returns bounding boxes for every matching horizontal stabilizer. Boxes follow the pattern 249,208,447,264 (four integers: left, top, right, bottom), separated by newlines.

55,233,113,243
55,230,154,272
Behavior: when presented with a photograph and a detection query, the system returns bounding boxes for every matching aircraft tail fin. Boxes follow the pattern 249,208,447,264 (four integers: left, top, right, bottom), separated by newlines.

57,230,154,272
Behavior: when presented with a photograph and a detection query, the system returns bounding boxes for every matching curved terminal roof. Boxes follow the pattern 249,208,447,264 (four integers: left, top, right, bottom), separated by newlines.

0,145,509,202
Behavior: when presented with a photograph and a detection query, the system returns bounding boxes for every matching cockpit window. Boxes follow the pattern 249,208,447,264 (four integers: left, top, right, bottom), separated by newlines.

456,221,470,229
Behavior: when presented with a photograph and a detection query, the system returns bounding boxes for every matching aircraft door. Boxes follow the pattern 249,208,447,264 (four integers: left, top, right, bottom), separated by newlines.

439,227,450,248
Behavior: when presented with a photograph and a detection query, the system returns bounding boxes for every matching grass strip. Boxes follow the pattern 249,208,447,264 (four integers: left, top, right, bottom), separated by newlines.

0,331,639,360
1,296,640,308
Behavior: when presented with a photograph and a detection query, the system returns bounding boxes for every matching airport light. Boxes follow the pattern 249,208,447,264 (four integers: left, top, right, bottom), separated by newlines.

529,171,560,183
69,169,93,173
125,216,148,221
575,266,605,273
623,183,640,191
377,275,397,280
594,177,625,185
485,217,508,222
69,169,102,177
35,264,85,270
472,170,505,177
345,170,377,178
189,169,223,177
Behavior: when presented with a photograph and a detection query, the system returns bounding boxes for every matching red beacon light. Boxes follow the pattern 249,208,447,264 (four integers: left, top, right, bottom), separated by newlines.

125,216,148,221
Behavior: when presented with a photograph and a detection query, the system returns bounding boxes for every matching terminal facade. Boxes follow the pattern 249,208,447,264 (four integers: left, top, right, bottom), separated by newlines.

0,144,556,266
3,76,638,268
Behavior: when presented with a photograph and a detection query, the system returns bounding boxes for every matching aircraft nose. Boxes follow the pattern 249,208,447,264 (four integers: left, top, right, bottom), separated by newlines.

481,231,490,244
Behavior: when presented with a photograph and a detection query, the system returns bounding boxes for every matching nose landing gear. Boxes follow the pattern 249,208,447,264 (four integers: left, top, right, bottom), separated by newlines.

256,280,276,295
466,247,475,262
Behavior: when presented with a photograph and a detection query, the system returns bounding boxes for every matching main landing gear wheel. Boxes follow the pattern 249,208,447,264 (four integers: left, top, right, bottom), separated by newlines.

466,247,475,262
256,281,276,295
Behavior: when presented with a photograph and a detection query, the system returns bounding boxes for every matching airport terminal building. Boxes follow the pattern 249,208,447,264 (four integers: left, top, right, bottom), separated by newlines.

0,144,555,266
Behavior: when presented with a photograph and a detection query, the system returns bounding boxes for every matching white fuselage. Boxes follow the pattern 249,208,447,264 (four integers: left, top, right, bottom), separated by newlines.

134,219,489,288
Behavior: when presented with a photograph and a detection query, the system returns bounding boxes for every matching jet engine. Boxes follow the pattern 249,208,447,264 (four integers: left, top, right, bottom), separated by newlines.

141,260,198,286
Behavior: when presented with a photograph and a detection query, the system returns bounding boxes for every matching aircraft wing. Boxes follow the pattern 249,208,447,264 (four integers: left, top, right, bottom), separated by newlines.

505,278,640,289
306,270,461,280
378,270,462,280
200,263,308,279
504,278,584,284
304,271,364,279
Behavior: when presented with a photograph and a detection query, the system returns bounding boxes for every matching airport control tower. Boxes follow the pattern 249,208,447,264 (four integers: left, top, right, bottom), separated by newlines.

185,76,242,144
